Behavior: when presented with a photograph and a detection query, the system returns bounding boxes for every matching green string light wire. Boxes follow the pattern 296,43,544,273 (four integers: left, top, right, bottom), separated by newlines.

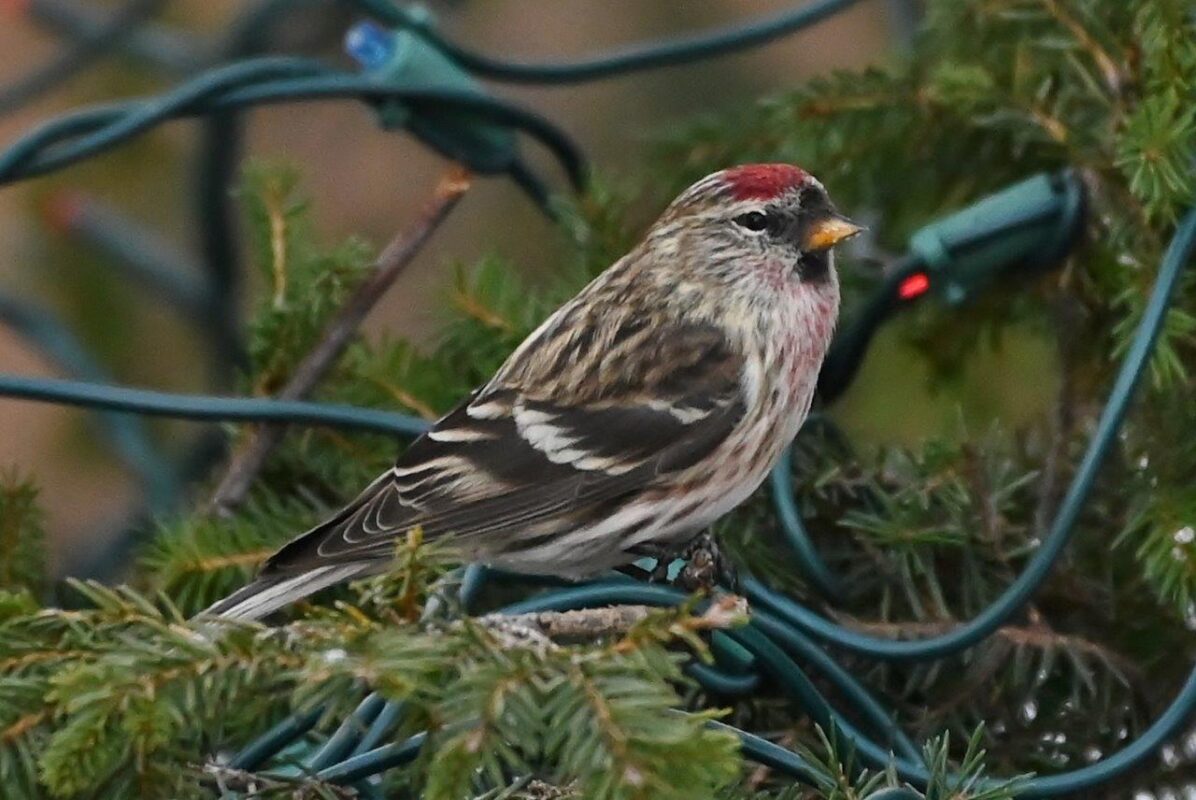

0,294,179,511
768,444,847,600
0,0,167,114
0,57,325,180
0,373,431,437
350,0,860,84
214,76,586,186
0,59,585,190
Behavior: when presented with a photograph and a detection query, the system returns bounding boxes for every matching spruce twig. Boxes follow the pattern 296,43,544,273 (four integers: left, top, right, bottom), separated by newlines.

209,166,473,514
480,595,746,646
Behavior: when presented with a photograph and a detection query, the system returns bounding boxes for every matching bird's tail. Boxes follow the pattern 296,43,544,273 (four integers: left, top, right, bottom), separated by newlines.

201,564,367,621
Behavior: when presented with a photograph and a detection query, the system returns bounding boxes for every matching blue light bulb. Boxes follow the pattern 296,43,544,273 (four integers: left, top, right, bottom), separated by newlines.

345,20,395,71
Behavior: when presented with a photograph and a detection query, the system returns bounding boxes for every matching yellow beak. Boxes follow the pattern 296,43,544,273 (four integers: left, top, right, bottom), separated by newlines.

803,214,864,251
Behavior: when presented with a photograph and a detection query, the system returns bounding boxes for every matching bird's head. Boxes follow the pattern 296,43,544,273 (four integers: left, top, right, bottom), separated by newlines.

644,164,861,297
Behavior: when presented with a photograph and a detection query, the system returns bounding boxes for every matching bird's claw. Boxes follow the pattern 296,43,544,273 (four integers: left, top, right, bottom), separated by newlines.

675,532,740,594
633,532,739,594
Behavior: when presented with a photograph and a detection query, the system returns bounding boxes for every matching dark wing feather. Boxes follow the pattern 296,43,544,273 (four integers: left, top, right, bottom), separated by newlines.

258,319,744,577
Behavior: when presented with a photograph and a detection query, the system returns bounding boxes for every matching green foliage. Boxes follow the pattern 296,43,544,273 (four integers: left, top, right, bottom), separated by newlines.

137,490,321,616
237,163,373,396
5,0,1196,797
0,555,741,799
728,727,1022,799
311,604,742,800
1122,485,1196,616
0,471,46,595
35,589,296,797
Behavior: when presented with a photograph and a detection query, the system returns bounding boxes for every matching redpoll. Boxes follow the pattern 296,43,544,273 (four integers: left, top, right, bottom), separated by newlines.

208,164,859,620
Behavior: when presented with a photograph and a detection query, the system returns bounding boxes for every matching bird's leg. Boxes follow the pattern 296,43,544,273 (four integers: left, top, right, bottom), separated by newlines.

620,543,674,583
675,531,740,594
628,531,740,593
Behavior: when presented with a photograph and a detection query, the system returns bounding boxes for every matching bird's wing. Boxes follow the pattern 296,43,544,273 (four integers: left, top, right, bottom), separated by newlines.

257,318,745,577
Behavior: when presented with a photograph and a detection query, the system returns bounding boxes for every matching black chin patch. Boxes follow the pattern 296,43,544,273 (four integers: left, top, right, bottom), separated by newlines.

795,250,830,283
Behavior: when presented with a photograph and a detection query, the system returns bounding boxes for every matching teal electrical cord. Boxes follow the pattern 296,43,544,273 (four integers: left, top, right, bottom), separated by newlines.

0,60,586,191
0,57,327,179
0,373,431,437
769,444,846,600
0,295,178,511
0,0,167,114
306,693,388,772
350,0,860,84
315,732,427,784
213,76,586,186
227,706,324,771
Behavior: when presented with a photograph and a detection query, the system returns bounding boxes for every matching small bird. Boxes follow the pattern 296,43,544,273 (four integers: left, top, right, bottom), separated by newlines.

208,164,859,620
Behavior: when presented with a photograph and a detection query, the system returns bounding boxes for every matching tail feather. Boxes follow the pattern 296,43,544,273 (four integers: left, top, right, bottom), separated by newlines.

202,564,366,621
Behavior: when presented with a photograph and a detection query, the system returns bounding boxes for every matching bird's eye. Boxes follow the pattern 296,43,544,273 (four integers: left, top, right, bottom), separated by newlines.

734,211,769,232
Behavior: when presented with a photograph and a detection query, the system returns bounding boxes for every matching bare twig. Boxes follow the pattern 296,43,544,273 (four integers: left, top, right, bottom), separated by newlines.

202,763,358,798
472,777,579,799
509,779,579,799
209,167,473,515
479,596,746,648
482,606,655,646
1040,0,1126,97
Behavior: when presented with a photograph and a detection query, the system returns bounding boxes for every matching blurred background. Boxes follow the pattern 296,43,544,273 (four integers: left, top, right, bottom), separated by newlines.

0,0,1052,575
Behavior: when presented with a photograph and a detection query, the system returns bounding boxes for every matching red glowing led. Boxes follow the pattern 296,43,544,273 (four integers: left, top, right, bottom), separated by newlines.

897,272,931,300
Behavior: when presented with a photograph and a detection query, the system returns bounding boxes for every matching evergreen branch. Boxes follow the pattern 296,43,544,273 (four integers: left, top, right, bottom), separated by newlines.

263,174,291,311
486,778,579,799
0,472,46,595
1,711,48,746
209,166,473,514
364,374,440,420
1039,0,1126,96
139,490,320,615
451,276,518,333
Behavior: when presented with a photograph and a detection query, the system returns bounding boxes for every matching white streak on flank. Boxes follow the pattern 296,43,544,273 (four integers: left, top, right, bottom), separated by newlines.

573,455,637,475
428,427,495,442
466,400,508,419
514,404,586,462
668,404,711,424
740,355,765,410
642,398,712,425
523,424,583,459
515,408,554,426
